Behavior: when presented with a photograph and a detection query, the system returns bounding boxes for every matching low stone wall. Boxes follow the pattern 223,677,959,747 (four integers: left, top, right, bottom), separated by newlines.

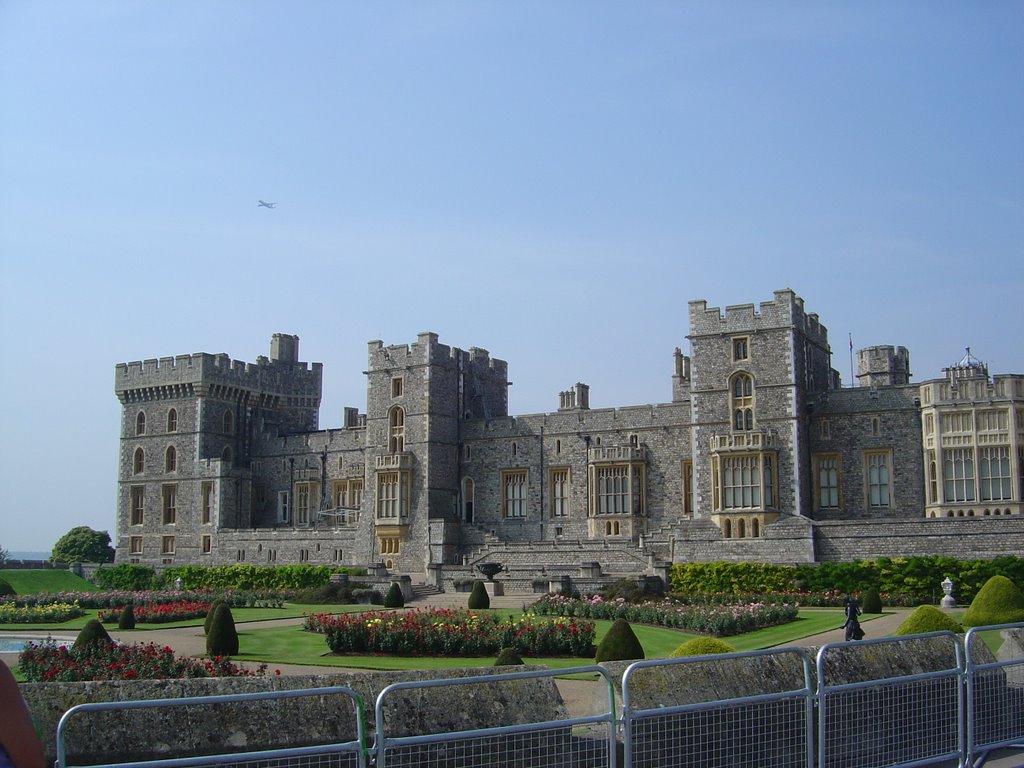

21,636,1016,768
22,666,561,767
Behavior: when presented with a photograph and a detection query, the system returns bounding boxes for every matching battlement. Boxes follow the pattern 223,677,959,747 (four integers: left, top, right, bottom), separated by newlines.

688,288,829,347
857,345,911,387
115,336,323,399
367,334,508,378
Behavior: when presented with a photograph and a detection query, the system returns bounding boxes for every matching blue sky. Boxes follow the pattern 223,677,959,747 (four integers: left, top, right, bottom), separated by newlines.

1,2,1021,552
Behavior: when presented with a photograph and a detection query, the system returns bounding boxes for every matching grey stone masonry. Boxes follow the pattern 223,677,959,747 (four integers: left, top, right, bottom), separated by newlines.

113,288,1024,575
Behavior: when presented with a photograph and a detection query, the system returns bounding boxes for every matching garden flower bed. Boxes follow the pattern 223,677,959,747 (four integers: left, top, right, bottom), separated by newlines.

18,640,266,682
528,594,799,636
305,608,595,657
97,601,212,624
2,589,285,610
0,602,84,624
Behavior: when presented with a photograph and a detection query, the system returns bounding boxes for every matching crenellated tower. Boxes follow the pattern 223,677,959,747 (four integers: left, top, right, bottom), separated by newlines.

114,335,322,564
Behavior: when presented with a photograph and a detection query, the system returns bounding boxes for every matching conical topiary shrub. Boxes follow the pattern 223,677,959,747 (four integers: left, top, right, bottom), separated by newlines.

862,587,883,615
206,602,240,656
962,575,1024,627
670,637,735,657
73,619,113,650
893,605,964,636
118,604,136,630
0,577,14,596
594,618,644,662
204,599,228,635
468,580,490,610
494,647,525,666
384,582,405,608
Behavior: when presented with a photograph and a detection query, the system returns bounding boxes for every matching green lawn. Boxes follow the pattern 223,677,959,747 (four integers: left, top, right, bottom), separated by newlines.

232,609,851,671
0,569,99,594
0,603,365,632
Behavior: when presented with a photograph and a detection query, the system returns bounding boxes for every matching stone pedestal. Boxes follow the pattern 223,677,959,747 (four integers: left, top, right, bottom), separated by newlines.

484,581,504,597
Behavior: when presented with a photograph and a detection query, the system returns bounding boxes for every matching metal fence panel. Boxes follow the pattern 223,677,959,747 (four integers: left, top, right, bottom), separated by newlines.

373,666,617,768
621,648,815,768
816,633,964,768
55,686,367,768
964,622,1024,767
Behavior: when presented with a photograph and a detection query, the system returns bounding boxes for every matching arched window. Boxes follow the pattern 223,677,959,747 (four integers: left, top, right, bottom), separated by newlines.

136,411,146,436
738,518,746,538
731,373,754,431
389,407,405,453
133,447,145,475
165,445,177,473
223,409,234,434
167,408,177,432
752,518,760,537
723,518,732,538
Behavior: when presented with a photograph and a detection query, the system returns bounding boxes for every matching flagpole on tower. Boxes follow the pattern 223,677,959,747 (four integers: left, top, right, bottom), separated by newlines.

848,333,854,388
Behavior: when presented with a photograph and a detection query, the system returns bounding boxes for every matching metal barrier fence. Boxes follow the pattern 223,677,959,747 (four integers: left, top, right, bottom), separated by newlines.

49,623,1024,768
816,631,965,768
55,686,367,768
621,648,815,768
964,623,1024,768
373,666,618,768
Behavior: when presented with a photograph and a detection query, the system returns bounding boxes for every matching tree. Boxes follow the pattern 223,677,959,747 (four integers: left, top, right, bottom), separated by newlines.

0,545,9,565
51,526,115,563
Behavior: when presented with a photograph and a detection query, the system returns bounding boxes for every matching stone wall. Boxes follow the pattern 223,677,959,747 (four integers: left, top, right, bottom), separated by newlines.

23,666,560,767
812,516,1024,561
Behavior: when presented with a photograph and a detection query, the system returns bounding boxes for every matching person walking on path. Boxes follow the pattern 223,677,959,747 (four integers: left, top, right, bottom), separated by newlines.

843,595,864,641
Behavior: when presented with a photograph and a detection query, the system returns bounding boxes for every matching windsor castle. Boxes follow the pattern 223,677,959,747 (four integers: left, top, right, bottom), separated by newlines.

114,289,1024,588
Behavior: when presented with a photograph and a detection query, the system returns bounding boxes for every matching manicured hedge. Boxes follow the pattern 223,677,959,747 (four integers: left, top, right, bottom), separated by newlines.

161,564,367,591
669,556,1024,605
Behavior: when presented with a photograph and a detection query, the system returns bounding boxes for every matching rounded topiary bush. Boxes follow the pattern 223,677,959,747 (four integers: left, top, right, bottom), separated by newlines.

670,637,736,657
494,647,525,666
893,605,964,636
0,577,15,596
117,604,136,630
206,603,240,657
73,619,113,650
468,580,490,610
594,618,645,662
384,582,405,609
204,599,228,635
962,575,1024,627
861,587,883,615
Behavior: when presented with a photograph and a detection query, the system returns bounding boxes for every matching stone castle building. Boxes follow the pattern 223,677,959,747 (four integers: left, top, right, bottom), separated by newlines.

114,289,1024,585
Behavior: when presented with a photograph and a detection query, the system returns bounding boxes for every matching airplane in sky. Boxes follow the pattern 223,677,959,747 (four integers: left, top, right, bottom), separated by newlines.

257,200,277,209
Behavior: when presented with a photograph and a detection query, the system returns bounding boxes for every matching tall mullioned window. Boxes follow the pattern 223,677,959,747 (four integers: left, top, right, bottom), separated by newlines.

133,447,145,475
130,486,145,525
865,451,892,509
389,407,405,453
592,464,644,515
136,411,146,435
503,470,528,518
549,468,569,517
813,454,840,510
201,481,214,524
167,408,177,432
731,373,754,431
376,471,410,519
943,448,975,503
165,445,177,473
712,453,775,511
223,409,234,434
979,447,1012,501
162,484,177,525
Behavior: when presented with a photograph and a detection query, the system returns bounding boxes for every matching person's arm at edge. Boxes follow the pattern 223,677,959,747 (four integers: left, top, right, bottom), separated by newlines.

0,660,46,768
